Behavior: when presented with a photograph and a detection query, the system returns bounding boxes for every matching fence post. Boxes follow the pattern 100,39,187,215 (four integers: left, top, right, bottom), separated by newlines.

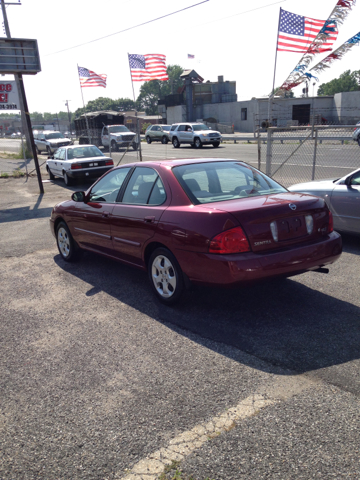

257,129,261,171
266,128,273,176
311,128,318,181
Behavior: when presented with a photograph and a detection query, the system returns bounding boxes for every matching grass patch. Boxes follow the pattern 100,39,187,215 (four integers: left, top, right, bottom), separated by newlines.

159,461,215,480
0,172,9,178
12,168,25,178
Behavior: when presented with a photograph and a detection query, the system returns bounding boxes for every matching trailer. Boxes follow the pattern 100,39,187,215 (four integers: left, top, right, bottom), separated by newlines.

74,110,139,151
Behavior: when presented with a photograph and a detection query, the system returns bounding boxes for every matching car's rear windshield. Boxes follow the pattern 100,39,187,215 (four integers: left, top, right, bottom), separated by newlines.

173,162,286,204
109,126,130,133
69,146,104,159
193,124,209,131
45,133,65,139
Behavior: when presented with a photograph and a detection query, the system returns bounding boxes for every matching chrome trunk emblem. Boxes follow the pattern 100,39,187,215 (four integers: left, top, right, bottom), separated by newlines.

289,204,297,211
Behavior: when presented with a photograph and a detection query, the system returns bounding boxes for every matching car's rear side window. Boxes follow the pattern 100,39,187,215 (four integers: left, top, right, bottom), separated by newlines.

122,167,166,205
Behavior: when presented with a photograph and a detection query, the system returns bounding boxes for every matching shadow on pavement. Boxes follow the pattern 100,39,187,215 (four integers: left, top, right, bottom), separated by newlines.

53,235,360,382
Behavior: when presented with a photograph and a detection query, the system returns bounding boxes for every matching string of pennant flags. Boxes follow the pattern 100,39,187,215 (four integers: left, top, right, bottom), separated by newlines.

274,0,357,97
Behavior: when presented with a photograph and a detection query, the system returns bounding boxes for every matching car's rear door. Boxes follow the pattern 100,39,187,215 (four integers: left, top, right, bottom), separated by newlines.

110,166,168,266
73,167,132,255
330,171,360,234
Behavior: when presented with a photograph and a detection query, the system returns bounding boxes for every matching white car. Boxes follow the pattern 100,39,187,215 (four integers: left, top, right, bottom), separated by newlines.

34,130,72,154
288,168,360,235
352,121,360,146
168,123,222,149
46,144,114,186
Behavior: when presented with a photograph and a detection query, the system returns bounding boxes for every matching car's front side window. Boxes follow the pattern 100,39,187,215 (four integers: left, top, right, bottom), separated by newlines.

350,172,360,185
89,168,131,203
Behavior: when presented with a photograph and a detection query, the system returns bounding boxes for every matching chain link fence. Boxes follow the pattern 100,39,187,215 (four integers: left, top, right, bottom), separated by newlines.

263,126,360,187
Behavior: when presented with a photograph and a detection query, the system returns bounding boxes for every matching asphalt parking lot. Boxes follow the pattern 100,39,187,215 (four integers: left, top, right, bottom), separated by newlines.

1,158,360,479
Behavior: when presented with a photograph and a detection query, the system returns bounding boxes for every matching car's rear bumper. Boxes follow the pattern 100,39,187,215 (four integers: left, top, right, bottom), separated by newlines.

66,166,113,179
178,232,342,286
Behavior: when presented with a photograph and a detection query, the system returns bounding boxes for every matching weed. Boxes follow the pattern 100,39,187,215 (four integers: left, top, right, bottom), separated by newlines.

12,168,25,178
0,172,9,178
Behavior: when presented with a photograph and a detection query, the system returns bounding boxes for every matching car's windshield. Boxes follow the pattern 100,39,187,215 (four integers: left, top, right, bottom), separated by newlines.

193,124,210,131
173,162,287,205
45,133,65,139
68,146,104,159
162,126,171,131
109,126,130,133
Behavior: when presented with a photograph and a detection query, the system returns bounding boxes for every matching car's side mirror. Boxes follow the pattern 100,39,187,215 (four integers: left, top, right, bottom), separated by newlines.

72,191,86,202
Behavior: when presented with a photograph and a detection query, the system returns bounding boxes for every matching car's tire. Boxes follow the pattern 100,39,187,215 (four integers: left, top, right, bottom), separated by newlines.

212,141,220,148
357,137,360,147
63,171,73,186
148,247,184,304
161,136,168,144
56,221,82,262
194,137,202,149
172,137,180,148
111,140,118,152
132,142,138,151
46,146,52,155
47,166,55,180
146,136,152,144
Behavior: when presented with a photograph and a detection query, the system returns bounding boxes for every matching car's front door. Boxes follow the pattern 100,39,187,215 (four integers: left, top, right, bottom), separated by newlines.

48,148,63,176
73,167,132,255
102,127,110,147
330,171,360,234
110,167,168,266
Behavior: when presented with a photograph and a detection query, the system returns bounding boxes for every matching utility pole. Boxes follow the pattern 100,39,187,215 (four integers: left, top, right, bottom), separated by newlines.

64,100,71,132
0,0,44,193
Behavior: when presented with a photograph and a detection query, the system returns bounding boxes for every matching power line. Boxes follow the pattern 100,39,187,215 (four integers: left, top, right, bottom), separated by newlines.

193,0,287,28
45,0,209,56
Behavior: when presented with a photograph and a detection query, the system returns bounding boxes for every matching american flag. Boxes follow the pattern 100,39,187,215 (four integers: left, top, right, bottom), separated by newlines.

128,54,168,82
188,54,195,59
277,9,338,53
78,66,107,88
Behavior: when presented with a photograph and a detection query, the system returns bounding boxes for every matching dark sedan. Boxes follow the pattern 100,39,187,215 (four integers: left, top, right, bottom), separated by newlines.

50,159,342,304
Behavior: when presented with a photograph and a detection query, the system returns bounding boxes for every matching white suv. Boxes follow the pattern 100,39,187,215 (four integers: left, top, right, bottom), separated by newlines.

169,123,222,148
34,130,72,154
352,122,360,146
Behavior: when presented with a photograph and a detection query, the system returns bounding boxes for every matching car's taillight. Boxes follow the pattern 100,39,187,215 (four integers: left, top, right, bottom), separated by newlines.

105,159,114,166
328,210,334,233
71,163,82,170
209,226,250,254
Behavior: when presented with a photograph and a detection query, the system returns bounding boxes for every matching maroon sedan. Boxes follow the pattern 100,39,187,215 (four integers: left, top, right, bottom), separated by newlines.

50,159,342,304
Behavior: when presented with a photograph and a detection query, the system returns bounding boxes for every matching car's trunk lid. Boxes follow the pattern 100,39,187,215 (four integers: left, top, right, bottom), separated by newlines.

199,193,330,252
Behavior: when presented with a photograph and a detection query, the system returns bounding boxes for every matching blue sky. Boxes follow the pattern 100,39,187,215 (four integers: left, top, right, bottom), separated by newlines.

4,0,360,113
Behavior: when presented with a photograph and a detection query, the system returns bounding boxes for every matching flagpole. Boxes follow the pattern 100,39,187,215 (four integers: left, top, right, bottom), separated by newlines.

268,7,282,125
77,64,92,144
127,53,142,162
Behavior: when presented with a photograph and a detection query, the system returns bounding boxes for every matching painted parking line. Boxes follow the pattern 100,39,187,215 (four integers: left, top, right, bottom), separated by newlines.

116,375,313,480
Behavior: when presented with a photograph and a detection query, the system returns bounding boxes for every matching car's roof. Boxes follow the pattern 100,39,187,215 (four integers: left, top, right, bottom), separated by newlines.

62,144,97,149
114,157,246,170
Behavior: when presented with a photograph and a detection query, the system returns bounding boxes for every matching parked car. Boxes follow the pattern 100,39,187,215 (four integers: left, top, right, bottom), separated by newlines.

145,124,171,144
34,130,72,154
50,158,342,304
46,144,114,186
288,168,360,235
352,121,360,146
169,123,222,148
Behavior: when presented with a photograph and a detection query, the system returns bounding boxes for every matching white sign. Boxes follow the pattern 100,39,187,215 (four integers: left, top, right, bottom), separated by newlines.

0,81,19,110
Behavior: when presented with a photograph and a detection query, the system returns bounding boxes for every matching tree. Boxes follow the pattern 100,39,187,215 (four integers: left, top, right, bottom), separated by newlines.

274,87,295,98
73,97,136,118
317,70,360,96
136,65,184,115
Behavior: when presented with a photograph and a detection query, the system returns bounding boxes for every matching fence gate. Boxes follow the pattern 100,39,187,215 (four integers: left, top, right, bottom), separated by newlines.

264,126,360,187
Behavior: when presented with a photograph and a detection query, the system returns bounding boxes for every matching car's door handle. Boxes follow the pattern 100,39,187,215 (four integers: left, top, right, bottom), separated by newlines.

102,212,109,218
144,216,155,223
